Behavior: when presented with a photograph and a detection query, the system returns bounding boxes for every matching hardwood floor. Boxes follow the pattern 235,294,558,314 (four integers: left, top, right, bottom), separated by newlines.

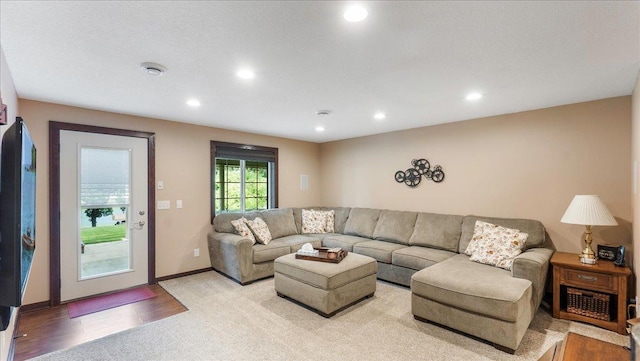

13,284,187,361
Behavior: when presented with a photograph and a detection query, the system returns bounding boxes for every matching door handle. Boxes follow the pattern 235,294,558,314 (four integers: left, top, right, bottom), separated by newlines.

131,220,146,230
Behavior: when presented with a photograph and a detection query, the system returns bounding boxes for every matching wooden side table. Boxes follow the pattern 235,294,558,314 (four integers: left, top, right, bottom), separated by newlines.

551,252,632,334
537,332,629,361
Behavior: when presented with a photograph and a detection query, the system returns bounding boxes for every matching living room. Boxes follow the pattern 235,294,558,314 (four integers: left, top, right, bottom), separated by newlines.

0,1,639,360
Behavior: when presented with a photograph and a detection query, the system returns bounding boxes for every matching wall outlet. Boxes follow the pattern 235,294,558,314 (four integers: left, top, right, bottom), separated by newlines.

157,200,170,209
176,200,182,209
193,248,200,257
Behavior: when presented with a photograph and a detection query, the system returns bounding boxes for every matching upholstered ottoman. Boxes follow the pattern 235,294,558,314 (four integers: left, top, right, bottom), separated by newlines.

274,252,377,317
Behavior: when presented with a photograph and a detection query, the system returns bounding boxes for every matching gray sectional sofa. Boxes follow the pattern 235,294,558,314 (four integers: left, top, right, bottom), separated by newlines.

207,207,553,352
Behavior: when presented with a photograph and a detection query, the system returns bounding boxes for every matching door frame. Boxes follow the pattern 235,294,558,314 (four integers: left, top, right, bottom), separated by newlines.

49,121,156,306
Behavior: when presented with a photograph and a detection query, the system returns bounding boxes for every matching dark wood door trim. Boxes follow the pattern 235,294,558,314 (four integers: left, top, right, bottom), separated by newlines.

49,121,156,306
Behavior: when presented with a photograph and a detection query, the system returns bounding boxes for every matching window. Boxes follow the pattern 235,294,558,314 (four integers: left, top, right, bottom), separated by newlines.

211,141,277,220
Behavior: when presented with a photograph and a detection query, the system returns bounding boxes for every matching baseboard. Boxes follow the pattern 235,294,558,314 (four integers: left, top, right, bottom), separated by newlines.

154,267,212,282
19,301,50,314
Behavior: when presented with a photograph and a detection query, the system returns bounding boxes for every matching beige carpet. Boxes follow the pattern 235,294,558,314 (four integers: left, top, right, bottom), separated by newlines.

32,270,628,360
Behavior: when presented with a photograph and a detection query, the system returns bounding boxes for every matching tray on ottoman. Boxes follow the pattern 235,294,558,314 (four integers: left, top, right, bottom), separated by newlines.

295,247,347,263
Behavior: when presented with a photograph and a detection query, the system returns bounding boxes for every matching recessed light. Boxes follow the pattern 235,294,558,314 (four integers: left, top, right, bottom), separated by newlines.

374,112,386,120
140,62,167,76
344,5,368,22
237,69,255,79
316,110,331,116
315,126,325,132
186,99,201,107
466,92,482,101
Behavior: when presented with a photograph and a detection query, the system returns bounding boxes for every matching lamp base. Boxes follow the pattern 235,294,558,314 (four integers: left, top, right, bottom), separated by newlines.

580,256,597,265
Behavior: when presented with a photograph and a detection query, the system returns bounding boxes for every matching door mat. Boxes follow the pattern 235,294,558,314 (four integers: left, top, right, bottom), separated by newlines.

67,286,156,318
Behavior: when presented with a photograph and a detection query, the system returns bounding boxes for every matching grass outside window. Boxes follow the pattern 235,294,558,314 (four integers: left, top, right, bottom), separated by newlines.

81,225,127,244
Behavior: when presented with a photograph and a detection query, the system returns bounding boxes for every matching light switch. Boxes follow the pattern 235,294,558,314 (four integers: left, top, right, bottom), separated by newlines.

176,200,182,209
157,200,170,209
158,181,164,190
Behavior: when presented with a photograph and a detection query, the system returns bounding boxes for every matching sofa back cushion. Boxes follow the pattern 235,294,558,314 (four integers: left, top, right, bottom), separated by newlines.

330,207,351,234
409,212,463,252
372,210,417,245
458,215,545,254
213,211,260,233
260,208,298,239
344,208,381,238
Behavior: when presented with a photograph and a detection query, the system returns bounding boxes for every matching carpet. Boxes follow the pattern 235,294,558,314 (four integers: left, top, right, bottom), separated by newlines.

36,271,628,361
67,286,156,318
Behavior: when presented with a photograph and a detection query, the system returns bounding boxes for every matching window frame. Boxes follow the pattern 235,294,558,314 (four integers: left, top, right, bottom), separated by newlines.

210,141,278,222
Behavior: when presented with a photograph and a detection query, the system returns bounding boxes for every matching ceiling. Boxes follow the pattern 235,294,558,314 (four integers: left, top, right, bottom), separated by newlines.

1,1,639,143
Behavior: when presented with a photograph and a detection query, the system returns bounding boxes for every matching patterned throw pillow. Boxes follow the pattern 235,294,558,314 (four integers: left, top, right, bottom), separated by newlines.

231,217,256,245
302,209,326,234
465,220,528,270
246,217,272,245
324,210,335,233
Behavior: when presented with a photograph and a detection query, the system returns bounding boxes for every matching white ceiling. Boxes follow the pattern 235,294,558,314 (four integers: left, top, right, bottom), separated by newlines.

1,1,639,143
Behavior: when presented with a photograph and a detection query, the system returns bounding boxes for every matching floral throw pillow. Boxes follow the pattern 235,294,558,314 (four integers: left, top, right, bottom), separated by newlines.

465,220,528,270
231,217,256,245
301,209,336,234
302,209,327,234
324,210,335,233
246,217,272,245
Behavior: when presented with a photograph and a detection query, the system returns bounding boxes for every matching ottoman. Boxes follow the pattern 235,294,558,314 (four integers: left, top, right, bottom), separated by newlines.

274,252,377,317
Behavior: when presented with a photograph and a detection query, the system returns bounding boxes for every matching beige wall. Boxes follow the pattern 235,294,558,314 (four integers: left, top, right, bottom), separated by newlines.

0,45,19,361
320,97,632,256
632,72,640,302
19,100,322,304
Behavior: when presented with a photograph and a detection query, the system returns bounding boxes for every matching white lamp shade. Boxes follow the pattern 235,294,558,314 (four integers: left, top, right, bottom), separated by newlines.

560,195,618,226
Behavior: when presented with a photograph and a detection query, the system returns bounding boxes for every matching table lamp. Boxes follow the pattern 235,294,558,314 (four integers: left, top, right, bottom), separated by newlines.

560,195,617,264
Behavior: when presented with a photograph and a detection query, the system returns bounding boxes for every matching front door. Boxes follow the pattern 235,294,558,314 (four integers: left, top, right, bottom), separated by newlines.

59,130,149,302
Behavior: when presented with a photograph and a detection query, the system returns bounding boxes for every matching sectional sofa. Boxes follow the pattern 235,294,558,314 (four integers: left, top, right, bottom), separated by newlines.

207,207,553,352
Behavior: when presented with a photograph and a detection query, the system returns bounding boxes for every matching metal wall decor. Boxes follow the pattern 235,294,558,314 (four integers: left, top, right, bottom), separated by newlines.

394,158,445,188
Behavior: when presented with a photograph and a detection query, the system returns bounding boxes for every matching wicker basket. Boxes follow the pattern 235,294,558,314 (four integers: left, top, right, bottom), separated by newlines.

566,287,610,321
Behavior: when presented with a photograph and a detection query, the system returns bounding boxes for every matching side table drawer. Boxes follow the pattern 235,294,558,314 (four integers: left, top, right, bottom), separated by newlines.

560,268,616,293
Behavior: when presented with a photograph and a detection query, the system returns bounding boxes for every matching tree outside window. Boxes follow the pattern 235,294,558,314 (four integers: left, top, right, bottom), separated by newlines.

211,141,277,219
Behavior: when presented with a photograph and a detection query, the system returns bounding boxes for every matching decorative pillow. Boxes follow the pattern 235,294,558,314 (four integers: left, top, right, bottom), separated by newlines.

246,217,272,245
324,210,335,233
301,209,335,234
465,220,528,270
231,217,256,245
302,209,327,234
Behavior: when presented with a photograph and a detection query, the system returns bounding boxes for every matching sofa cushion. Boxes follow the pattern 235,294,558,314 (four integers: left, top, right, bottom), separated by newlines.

330,207,351,234
353,240,407,264
322,235,370,252
392,246,456,271
252,240,292,263
214,211,260,233
372,210,417,245
344,208,381,238
279,235,322,252
459,215,545,254
260,208,297,239
409,213,463,252
465,221,528,270
411,254,532,322
230,217,256,244
246,217,272,245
